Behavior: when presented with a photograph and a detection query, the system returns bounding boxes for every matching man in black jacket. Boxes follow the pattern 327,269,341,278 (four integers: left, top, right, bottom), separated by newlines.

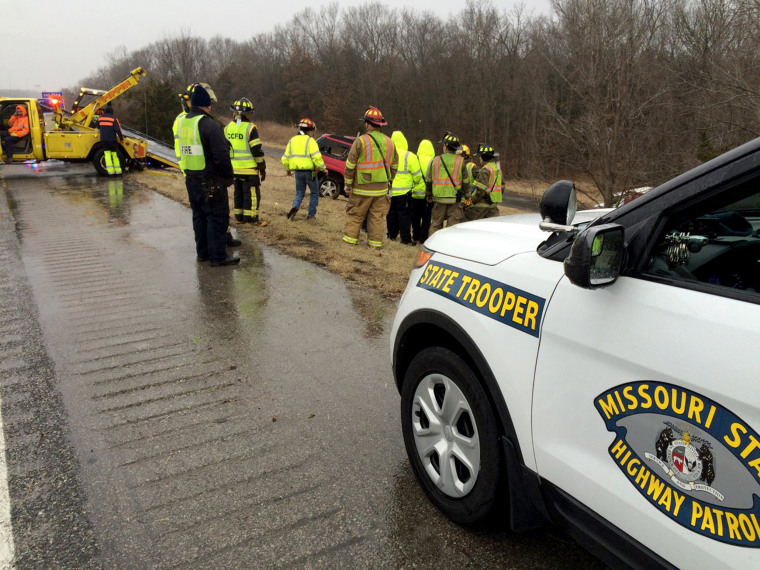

178,83,239,266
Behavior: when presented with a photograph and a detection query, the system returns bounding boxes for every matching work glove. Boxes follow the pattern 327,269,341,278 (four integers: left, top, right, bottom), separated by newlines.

260,169,266,182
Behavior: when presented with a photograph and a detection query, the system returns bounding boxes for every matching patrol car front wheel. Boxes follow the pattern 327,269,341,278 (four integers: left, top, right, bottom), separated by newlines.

401,347,504,526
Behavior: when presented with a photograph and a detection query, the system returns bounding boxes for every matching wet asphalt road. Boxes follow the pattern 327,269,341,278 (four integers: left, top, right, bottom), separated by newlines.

0,162,599,568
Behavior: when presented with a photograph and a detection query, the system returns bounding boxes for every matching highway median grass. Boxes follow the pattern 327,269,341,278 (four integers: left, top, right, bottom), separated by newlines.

135,161,536,299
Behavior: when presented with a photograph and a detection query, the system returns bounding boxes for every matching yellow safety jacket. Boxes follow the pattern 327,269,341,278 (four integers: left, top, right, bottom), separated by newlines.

391,150,423,196
428,153,464,204
466,162,477,190
281,134,325,172
172,111,185,164
177,115,205,172
414,140,435,199
472,160,503,204
346,133,395,196
224,121,259,175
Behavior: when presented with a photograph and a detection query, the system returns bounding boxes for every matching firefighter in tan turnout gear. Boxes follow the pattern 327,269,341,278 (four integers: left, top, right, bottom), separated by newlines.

342,106,399,248
464,143,503,221
224,97,267,224
426,133,469,234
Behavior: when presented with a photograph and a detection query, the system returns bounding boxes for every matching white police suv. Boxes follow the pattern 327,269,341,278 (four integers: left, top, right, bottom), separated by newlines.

391,138,760,569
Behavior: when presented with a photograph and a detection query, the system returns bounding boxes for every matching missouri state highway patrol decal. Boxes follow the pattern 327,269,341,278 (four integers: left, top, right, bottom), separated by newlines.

595,382,760,547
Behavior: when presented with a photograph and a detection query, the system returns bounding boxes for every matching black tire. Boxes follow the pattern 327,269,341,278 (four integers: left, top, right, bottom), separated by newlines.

93,147,129,177
93,148,109,176
319,173,342,199
401,347,504,526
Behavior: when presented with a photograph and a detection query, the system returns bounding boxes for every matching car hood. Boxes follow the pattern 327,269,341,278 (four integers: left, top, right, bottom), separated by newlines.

424,209,610,265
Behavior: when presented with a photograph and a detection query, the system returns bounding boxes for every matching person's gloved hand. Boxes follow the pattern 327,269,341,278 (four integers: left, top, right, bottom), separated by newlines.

260,169,266,182
221,177,234,188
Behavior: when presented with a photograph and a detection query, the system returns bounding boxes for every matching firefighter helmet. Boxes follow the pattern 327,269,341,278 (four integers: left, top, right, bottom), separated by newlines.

441,132,461,151
230,97,254,114
459,144,471,158
297,118,316,131
188,82,218,105
361,106,387,126
476,143,498,159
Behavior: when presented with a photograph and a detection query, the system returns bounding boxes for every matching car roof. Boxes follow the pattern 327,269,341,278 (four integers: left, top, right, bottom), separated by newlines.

321,134,355,145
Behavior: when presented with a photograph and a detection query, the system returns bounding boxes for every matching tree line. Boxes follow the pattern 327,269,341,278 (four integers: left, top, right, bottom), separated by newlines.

72,0,760,206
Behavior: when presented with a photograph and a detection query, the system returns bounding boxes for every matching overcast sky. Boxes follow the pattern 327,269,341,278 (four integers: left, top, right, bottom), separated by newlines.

2,0,552,92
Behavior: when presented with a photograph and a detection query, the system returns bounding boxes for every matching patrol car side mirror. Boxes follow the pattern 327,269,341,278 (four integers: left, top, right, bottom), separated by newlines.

564,224,625,288
539,180,577,232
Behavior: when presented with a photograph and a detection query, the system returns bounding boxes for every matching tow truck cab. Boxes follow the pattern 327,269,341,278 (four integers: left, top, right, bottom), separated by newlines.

1,96,148,174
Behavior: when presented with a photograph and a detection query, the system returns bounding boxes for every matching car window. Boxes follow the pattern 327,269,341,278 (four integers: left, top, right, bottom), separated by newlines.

319,141,350,161
642,182,760,300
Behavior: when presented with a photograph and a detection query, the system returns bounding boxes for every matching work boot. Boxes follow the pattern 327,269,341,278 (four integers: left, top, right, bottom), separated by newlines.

210,255,241,267
251,216,259,224
306,216,316,222
287,207,298,220
227,237,242,247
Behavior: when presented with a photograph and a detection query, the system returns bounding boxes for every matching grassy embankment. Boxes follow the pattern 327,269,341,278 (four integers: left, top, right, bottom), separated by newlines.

135,120,579,299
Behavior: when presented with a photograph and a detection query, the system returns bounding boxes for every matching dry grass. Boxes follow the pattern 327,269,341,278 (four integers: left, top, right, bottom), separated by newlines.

135,159,533,299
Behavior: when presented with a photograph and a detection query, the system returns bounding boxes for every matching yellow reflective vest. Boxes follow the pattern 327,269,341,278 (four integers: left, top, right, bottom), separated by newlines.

177,115,205,172
472,160,503,204
391,150,422,197
428,153,465,204
281,134,325,172
224,121,259,175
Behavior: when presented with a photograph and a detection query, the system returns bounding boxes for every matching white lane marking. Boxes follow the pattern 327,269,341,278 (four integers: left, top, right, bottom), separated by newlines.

0,391,14,568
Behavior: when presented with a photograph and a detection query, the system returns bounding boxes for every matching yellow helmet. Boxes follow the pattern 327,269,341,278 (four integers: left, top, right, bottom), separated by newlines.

459,144,471,158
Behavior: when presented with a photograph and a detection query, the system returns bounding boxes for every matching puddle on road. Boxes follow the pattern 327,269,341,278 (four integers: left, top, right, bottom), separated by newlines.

4,163,396,342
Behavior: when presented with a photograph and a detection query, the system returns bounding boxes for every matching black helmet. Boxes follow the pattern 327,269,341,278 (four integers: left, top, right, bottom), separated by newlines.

230,97,254,114
476,143,498,159
441,132,461,151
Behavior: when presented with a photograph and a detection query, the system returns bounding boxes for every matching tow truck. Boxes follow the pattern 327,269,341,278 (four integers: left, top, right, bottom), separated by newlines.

0,67,152,175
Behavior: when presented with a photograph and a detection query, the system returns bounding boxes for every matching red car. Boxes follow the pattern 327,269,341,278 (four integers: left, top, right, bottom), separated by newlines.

316,133,355,199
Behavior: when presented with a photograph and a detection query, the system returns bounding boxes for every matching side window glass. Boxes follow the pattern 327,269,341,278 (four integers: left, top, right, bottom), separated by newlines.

644,184,760,298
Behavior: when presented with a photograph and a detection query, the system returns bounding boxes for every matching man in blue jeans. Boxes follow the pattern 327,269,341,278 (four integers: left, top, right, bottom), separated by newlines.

281,118,326,221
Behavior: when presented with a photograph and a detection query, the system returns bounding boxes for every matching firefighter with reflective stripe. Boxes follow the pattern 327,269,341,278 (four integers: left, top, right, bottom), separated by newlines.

411,139,435,243
1,105,30,163
172,84,194,161
174,84,241,248
426,133,469,233
179,83,239,267
281,118,326,220
465,143,503,221
343,106,399,248
96,104,124,175
224,97,267,224
387,130,421,245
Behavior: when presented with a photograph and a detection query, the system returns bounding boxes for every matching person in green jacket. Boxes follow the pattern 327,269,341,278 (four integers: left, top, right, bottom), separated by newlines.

426,133,469,234
411,139,435,243
387,130,422,245
465,143,503,221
